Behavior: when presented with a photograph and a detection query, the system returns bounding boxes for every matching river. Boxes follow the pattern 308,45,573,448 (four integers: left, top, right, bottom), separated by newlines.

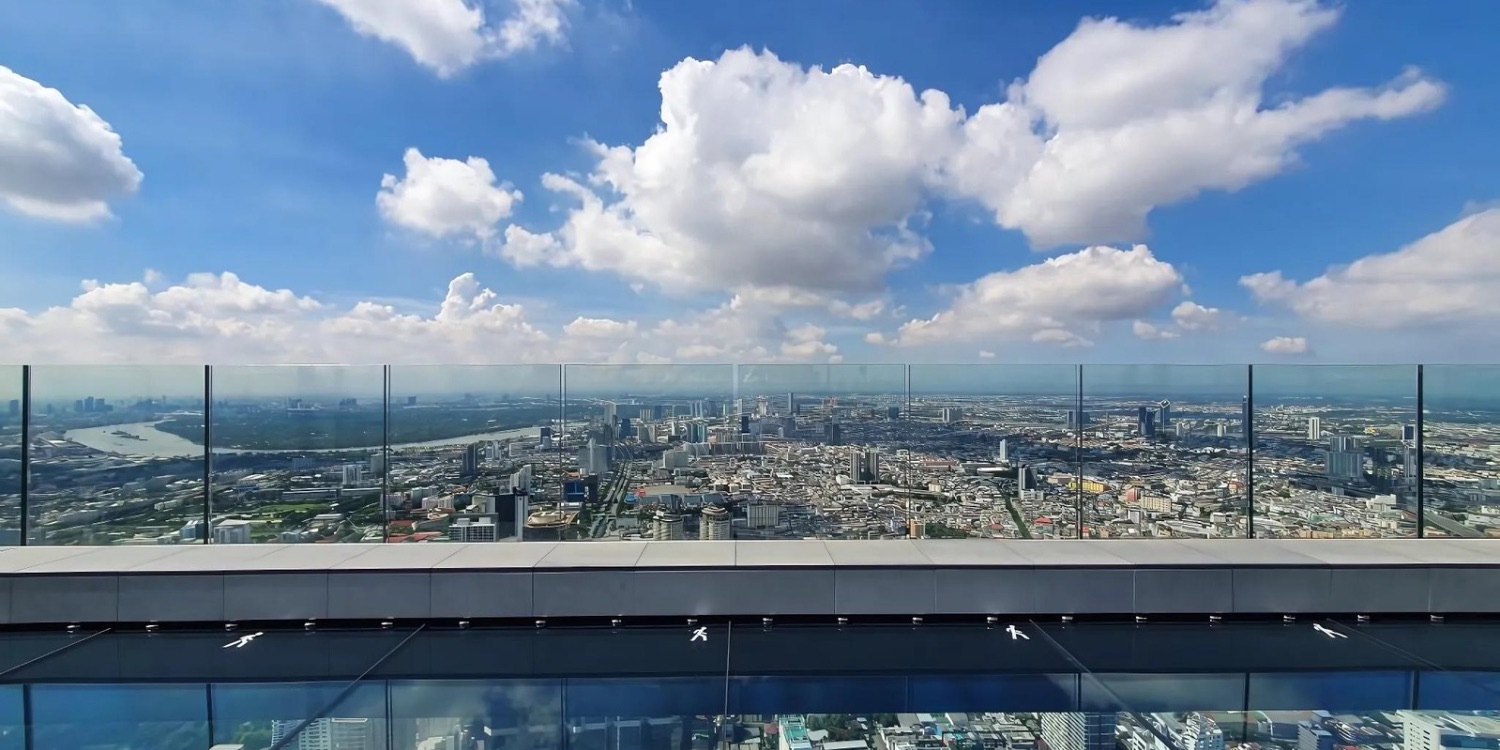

61,421,543,459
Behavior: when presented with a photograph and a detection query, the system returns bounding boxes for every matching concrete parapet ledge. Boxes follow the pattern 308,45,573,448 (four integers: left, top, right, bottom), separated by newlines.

0,539,1496,625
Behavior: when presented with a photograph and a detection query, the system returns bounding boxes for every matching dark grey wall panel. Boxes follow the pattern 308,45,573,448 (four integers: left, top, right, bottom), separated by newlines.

11,575,119,623
328,572,432,619
429,571,533,618
726,569,834,615
1430,568,1500,612
933,568,1036,614
1232,568,1331,613
533,571,634,617
835,569,934,615
224,573,328,621
1328,568,1431,613
1134,569,1232,614
0,540,1497,624
118,574,226,622
1034,569,1134,614
630,570,745,616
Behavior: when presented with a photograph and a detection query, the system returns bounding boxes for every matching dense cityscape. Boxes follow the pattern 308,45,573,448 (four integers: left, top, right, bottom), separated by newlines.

2,365,1499,547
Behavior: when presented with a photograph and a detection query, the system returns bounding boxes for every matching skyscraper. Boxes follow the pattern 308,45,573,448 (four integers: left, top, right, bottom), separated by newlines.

1157,399,1171,428
1307,417,1322,441
1326,435,1365,480
700,505,731,540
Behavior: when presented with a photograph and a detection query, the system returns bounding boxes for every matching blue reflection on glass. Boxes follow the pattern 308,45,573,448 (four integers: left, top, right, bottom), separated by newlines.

212,682,349,747
0,686,20,750
1417,672,1500,711
730,676,907,714
567,677,725,717
1248,671,1413,711
908,674,1078,712
30,683,209,750
1083,673,1247,712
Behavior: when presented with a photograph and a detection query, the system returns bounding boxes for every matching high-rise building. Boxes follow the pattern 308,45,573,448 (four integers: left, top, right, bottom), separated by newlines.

5,399,16,417
1326,435,1365,480
849,451,864,482
941,407,963,423
212,519,253,544
823,420,843,445
1157,399,1172,428
1039,713,1116,750
886,405,901,420
1307,417,1322,441
1242,396,1252,437
1403,423,1418,442
997,439,1008,463
272,717,373,750
1138,406,1156,438
747,504,781,528
654,510,684,540
700,505,731,540
460,443,480,480
787,392,796,415
1181,714,1224,750
865,449,880,482
1298,723,1334,750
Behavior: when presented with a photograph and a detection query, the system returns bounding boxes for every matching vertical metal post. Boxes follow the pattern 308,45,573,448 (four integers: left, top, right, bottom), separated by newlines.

1416,364,1425,538
21,683,33,750
1075,364,1084,538
1246,365,1256,539
559,364,567,506
18,365,31,546
382,364,391,544
905,364,912,489
203,365,213,543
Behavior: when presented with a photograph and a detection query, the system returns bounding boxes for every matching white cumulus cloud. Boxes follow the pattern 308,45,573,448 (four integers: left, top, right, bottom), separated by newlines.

1132,320,1180,340
0,269,847,365
0,66,142,223
1171,300,1226,331
314,0,574,76
1242,208,1500,328
891,245,1182,346
1260,335,1310,355
377,148,522,241
501,0,1442,297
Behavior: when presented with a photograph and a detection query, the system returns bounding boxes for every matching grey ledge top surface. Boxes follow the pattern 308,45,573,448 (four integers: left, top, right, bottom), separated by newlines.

0,538,1495,575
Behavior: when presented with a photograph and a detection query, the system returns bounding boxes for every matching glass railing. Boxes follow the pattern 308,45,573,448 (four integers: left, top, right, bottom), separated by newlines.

3,621,1500,748
1,363,1482,545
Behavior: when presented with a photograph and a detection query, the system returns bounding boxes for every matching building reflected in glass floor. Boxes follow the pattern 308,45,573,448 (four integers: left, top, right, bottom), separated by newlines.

2,620,1500,748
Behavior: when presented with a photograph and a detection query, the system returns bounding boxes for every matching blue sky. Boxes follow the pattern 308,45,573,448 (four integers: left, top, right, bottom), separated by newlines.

1,0,1497,366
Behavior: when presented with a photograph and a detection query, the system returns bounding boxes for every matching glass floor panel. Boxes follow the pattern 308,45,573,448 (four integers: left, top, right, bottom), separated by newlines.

0,621,1496,748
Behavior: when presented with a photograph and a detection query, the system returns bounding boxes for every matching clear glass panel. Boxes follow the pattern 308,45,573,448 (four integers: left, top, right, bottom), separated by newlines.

211,682,351,749
0,686,20,750
25,365,206,545
0,367,20,546
208,365,386,544
386,365,562,542
1079,365,1249,539
1421,364,1500,538
907,365,1079,540
561,364,735,542
263,682,387,750
1251,365,1418,538
730,364,906,540
29,683,209,750
388,679,563,750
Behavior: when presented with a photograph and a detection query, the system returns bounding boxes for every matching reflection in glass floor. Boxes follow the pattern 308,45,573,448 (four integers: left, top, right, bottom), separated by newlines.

0,620,1497,749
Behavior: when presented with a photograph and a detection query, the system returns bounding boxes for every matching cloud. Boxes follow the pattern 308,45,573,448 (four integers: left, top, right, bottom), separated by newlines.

891,245,1182,346
1260,335,1310,355
949,0,1444,246
501,1,1439,301
978,350,996,359
377,148,523,241
1032,328,1094,348
314,0,574,76
1242,209,1500,328
1171,300,1225,331
0,269,845,365
0,66,142,223
1132,320,1179,340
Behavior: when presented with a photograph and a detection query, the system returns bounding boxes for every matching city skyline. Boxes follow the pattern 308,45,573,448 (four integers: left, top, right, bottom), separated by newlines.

3,0,1500,366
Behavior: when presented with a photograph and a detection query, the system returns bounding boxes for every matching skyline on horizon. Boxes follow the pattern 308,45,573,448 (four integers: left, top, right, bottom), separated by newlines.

2,0,1499,366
